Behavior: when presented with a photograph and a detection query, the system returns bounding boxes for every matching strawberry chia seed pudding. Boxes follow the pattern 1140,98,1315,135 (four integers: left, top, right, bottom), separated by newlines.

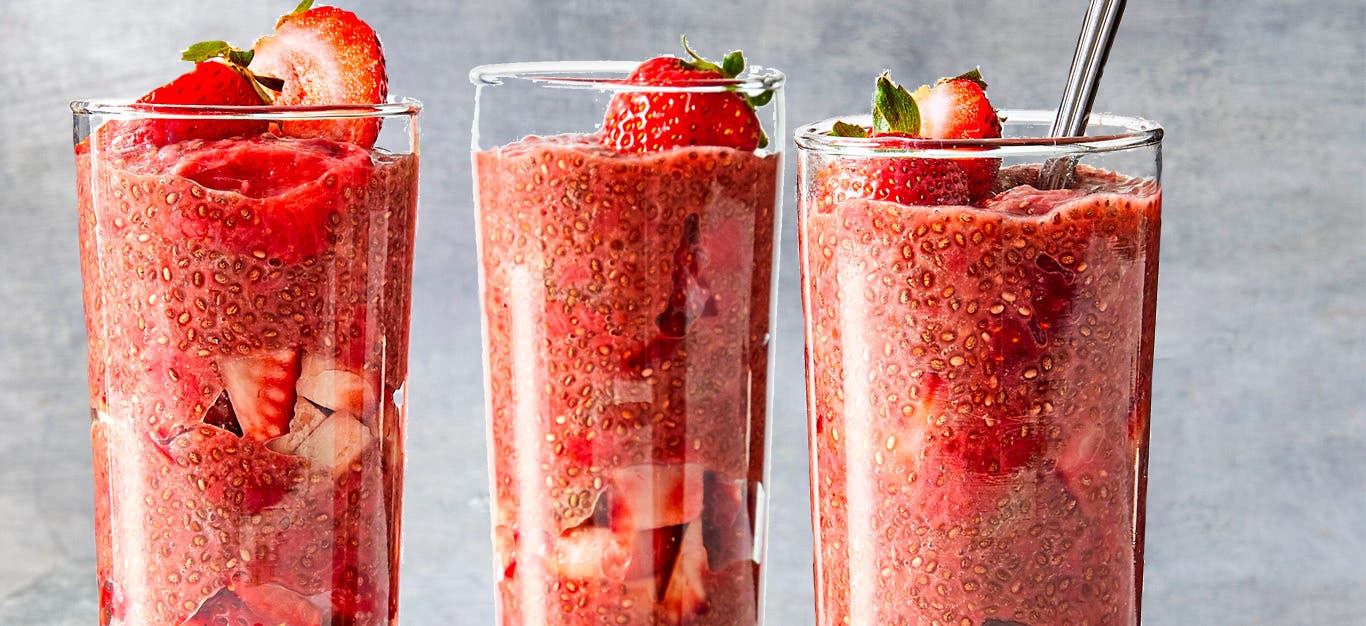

475,134,779,625
73,4,415,624
800,163,1160,626
78,132,416,625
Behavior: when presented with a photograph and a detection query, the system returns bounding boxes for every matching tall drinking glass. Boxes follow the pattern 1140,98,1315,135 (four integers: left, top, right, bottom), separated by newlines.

797,111,1162,626
72,99,421,625
470,62,784,625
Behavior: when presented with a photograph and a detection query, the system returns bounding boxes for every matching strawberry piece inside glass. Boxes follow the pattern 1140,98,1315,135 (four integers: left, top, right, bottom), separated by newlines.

800,161,1159,625
475,131,778,625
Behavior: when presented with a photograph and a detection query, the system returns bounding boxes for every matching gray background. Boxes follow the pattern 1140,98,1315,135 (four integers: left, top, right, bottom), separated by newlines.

1,0,1363,624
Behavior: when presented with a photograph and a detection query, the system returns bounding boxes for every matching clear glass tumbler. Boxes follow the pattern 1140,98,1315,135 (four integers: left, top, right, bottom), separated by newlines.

470,62,784,625
72,98,421,626
796,111,1162,626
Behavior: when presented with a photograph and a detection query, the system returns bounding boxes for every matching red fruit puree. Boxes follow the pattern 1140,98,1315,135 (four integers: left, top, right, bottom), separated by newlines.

77,133,417,625
801,165,1160,625
475,134,779,625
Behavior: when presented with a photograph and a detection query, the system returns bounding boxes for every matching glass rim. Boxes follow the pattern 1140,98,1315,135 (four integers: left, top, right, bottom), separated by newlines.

468,61,785,94
69,96,423,119
794,109,1162,158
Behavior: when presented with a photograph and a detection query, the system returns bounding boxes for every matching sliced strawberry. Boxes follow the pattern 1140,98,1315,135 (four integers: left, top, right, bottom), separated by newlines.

605,463,706,535
220,348,301,441
913,68,1003,200
296,353,380,417
661,522,709,621
265,397,329,454
271,410,375,478
550,526,633,580
602,40,767,153
251,3,388,147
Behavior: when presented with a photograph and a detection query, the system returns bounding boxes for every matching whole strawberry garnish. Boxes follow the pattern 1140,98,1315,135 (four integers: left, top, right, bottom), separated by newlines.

252,0,388,147
601,38,769,153
913,68,1001,140
814,155,970,211
111,54,275,147
815,73,971,210
913,68,1003,199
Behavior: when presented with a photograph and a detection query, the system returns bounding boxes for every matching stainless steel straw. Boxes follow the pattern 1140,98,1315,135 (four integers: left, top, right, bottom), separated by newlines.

1039,0,1128,190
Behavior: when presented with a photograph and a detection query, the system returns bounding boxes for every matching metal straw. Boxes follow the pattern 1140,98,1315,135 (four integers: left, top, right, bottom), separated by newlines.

1039,0,1128,190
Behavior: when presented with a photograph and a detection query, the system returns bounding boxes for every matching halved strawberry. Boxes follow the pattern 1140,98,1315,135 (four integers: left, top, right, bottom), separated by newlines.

251,1,388,147
912,68,1003,200
220,348,301,441
602,39,768,153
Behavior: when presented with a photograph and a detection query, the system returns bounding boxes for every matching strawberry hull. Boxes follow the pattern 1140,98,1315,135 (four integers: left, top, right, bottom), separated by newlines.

475,135,778,625
800,164,1160,626
77,132,416,626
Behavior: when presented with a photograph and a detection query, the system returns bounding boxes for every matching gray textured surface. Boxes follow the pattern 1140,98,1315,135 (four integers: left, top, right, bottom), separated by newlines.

1,0,1364,624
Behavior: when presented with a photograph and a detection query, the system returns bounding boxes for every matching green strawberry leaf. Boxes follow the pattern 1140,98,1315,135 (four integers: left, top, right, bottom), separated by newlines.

721,50,745,78
942,67,988,90
228,49,254,67
871,71,920,135
182,40,233,63
830,120,869,138
757,129,769,149
291,0,315,15
746,89,774,108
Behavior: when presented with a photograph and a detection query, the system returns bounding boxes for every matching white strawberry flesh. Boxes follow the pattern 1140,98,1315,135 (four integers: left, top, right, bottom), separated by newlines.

269,409,373,477
265,397,329,455
606,463,705,534
296,353,379,417
550,526,632,580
